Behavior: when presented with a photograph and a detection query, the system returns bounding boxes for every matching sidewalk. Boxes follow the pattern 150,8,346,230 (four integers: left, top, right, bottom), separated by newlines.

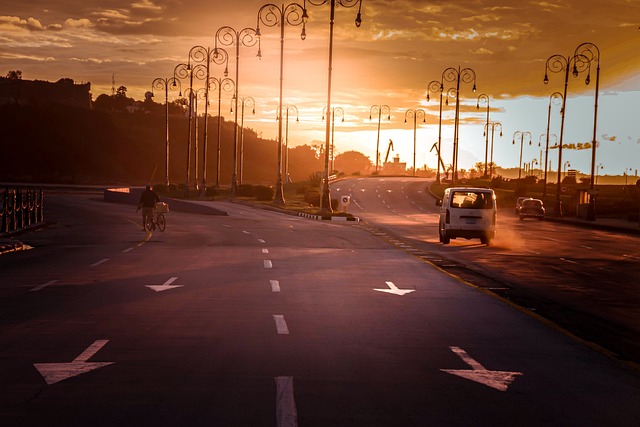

544,215,640,236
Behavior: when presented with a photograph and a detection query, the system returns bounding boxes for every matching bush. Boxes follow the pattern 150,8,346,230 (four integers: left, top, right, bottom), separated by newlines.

305,190,320,206
255,185,274,201
237,184,255,197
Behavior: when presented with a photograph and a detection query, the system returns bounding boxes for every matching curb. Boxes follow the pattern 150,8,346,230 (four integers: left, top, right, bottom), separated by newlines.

296,212,360,221
0,239,24,254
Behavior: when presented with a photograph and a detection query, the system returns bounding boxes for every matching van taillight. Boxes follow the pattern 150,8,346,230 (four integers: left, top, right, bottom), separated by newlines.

446,209,450,224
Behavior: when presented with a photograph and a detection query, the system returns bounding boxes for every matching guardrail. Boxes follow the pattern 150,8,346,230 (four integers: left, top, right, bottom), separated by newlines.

0,187,45,235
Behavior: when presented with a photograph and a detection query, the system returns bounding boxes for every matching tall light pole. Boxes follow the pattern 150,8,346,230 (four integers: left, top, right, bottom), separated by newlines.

476,93,490,177
404,108,426,176
574,42,601,220
256,2,308,206
544,50,590,215
543,92,563,200
215,26,259,195
322,106,344,173
426,80,445,183
209,76,235,191
369,104,390,172
187,46,229,195
442,66,477,183
231,96,256,186
174,62,195,195
151,76,181,186
484,122,502,178
304,0,363,213
512,131,532,179
277,104,299,182
183,87,207,191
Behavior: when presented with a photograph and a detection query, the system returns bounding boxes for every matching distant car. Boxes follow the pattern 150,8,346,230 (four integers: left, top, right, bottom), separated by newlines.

515,197,531,214
518,198,545,220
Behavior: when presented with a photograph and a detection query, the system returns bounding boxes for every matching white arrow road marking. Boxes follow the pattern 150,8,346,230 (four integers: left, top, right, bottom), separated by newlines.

273,315,289,334
34,340,114,385
146,277,184,292
275,376,298,427
441,346,522,392
374,281,415,296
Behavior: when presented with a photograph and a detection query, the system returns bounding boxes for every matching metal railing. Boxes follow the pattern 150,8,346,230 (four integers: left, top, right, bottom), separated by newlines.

0,187,44,235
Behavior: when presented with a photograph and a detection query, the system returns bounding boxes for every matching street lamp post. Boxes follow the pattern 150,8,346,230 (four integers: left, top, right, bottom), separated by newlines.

404,109,426,177
442,66,477,183
512,131,532,179
151,76,181,186
209,76,235,191
304,0,363,213
187,46,229,195
574,42,601,220
543,92,563,200
215,26,259,195
596,163,603,185
173,63,194,195
322,106,344,173
369,104,390,172
256,2,308,206
476,94,490,177
484,122,502,178
277,105,299,182
184,87,207,190
544,50,590,215
231,96,256,186
426,80,445,183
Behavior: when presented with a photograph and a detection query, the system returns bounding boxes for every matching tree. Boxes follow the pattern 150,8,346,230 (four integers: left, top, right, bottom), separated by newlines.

115,86,128,98
6,70,22,79
334,150,373,175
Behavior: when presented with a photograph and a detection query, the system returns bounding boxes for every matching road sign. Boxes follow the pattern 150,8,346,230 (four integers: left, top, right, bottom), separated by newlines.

34,340,114,385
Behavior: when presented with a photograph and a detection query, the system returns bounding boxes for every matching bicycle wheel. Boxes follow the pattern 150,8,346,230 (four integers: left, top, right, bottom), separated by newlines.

157,213,166,231
144,215,154,231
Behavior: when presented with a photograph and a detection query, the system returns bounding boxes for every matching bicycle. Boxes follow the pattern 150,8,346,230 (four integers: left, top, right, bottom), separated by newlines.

144,202,168,232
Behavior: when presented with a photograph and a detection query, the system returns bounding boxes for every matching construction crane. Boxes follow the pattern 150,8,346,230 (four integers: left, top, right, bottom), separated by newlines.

384,139,394,164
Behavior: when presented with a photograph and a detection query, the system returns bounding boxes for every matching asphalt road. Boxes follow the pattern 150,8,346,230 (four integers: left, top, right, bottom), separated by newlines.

333,176,640,364
1,191,639,426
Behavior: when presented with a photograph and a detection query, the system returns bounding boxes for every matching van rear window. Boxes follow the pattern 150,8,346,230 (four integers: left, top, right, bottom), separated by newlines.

450,191,493,209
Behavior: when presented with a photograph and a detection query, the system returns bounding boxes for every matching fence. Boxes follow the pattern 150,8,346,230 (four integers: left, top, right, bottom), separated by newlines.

0,187,44,235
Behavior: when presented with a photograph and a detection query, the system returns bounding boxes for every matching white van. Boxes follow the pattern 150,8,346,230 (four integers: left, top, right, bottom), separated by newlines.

436,187,497,245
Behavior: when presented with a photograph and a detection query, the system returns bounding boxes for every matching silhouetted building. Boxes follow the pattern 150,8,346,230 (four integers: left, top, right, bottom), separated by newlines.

0,77,91,109
383,154,407,174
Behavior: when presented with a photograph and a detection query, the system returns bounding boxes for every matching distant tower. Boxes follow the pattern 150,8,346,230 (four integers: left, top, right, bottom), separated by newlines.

111,73,115,96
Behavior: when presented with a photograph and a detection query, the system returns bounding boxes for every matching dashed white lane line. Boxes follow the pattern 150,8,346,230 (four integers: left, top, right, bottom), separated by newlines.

273,315,290,334
271,280,281,292
275,376,298,427
90,258,110,267
30,280,58,292
243,230,251,235
122,247,134,253
258,239,266,244
264,260,273,269
262,249,269,254
560,257,579,264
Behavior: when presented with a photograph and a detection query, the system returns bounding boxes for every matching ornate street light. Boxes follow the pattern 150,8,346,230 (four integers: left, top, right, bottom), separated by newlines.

404,109,426,177
182,87,207,190
304,0,363,213
476,93,490,177
442,66,477,183
231,95,256,185
512,131,532,179
276,104,299,182
426,80,444,183
215,26,259,195
187,45,229,194
369,104,390,172
483,122,502,178
174,62,195,194
209,76,236,191
574,42,601,220
544,50,590,215
256,2,308,205
543,92,563,200
322,106,344,173
151,76,181,186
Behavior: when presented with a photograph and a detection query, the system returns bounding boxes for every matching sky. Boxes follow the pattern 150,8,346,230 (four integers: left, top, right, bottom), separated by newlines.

1,0,639,177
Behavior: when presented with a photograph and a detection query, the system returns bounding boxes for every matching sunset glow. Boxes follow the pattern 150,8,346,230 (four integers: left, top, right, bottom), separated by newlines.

1,0,638,176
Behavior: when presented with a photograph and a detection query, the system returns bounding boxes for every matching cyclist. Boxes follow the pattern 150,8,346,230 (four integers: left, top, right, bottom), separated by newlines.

137,184,160,231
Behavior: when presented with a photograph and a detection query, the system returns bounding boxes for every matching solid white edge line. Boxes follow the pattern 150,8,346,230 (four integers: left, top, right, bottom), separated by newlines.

275,376,298,427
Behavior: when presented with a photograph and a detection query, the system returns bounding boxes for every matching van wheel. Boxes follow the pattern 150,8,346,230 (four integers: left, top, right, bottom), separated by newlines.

442,232,450,244
481,234,492,246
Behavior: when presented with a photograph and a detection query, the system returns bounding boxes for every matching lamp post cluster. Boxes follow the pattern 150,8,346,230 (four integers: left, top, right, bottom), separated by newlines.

544,42,600,218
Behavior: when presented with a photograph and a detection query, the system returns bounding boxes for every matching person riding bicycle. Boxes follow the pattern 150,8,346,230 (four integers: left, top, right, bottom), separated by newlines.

137,184,160,230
